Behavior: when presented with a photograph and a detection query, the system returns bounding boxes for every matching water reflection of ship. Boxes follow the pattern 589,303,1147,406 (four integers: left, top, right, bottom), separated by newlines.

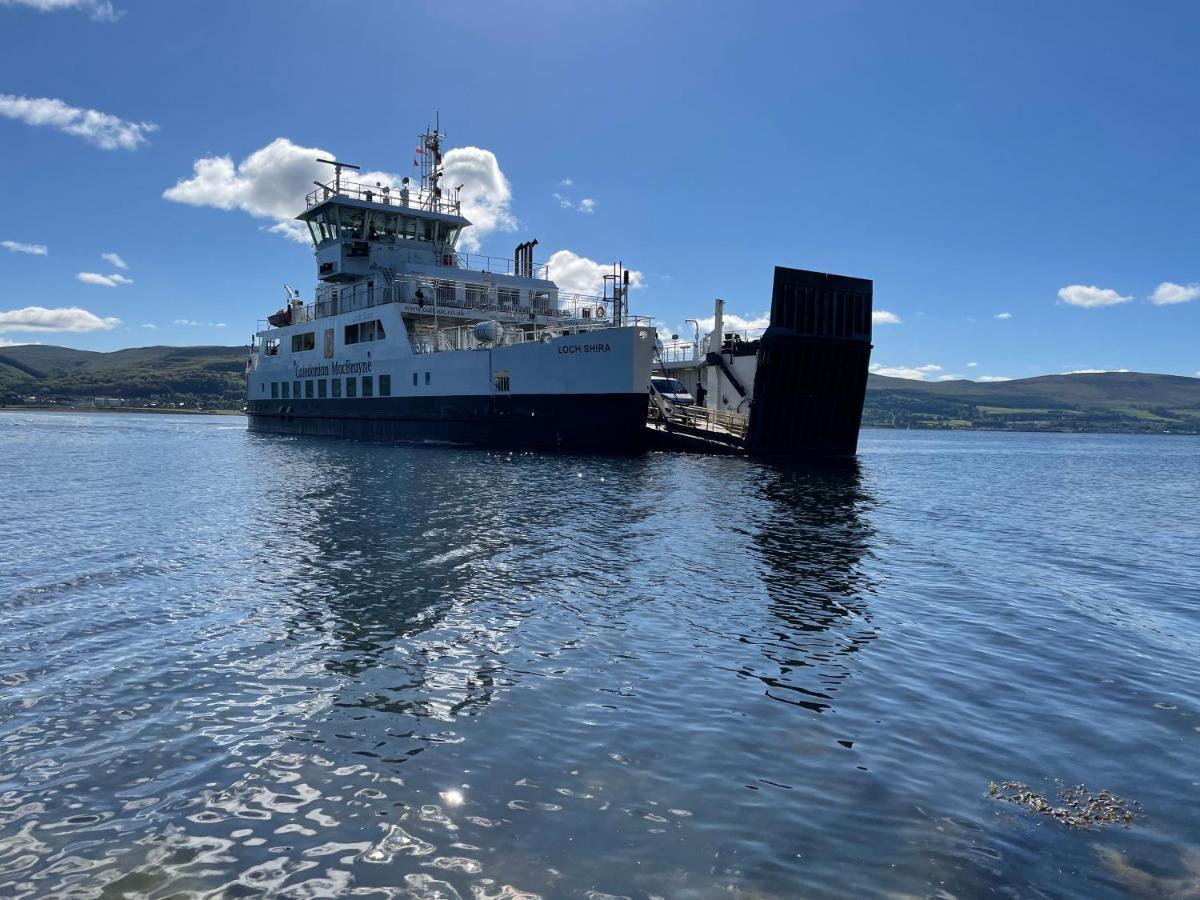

748,461,877,712
261,443,521,724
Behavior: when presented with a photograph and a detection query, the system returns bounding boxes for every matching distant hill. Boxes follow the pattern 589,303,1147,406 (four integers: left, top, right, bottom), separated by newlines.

4,344,1198,432
866,372,1200,433
0,344,247,407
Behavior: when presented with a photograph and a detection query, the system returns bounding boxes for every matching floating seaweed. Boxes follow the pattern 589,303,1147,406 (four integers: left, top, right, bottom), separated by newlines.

988,780,1137,829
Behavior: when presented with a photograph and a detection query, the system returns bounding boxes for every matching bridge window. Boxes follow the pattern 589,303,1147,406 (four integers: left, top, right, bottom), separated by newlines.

345,319,386,345
264,338,280,356
291,331,315,352
498,287,519,307
338,208,364,240
440,225,460,246
308,209,337,243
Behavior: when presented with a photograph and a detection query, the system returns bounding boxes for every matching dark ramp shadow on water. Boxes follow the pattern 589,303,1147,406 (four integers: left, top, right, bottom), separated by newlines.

739,460,878,714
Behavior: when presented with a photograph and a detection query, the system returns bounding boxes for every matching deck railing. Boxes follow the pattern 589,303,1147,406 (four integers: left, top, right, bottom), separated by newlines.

306,179,463,216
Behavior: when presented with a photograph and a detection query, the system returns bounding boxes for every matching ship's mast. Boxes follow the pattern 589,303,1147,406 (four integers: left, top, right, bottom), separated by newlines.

420,115,445,213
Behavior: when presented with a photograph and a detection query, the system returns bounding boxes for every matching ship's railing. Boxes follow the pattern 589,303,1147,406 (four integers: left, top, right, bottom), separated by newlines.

453,250,549,281
647,395,749,440
659,340,700,364
306,178,463,216
408,316,634,355
274,273,648,331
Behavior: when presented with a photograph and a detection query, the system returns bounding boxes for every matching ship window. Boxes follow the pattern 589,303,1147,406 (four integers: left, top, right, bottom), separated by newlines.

293,380,301,398
399,217,416,240
346,377,357,398
291,331,315,352
344,323,358,345
369,213,398,241
311,210,337,242
271,382,279,399
362,375,373,397
499,287,519,307
465,283,488,307
305,380,314,399
331,377,342,398
425,372,430,386
265,338,280,356
530,291,551,313
441,226,460,246
338,208,364,240
318,379,327,399
379,374,391,396
281,381,290,399
494,371,510,392
412,372,418,386
359,320,376,342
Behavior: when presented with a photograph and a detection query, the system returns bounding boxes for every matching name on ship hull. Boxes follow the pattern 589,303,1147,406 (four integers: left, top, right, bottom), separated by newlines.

558,343,611,354
293,360,373,378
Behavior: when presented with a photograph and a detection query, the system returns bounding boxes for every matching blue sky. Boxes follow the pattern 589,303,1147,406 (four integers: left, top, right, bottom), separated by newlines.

1,0,1197,382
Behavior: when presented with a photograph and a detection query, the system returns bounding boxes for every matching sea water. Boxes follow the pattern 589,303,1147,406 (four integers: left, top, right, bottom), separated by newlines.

1,411,1198,898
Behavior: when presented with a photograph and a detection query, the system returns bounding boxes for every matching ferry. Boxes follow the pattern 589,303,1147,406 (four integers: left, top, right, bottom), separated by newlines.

245,124,656,450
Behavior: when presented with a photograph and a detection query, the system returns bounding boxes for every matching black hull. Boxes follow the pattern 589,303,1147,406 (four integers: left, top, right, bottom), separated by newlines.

246,392,649,452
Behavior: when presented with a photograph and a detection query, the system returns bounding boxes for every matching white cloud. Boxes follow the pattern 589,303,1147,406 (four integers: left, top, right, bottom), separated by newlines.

0,94,154,150
994,311,1013,320
967,361,978,367
936,374,959,381
77,272,132,287
0,305,119,333
692,312,770,335
979,376,1012,382
1057,284,1132,308
100,251,128,269
558,178,573,187
0,338,42,347
872,309,901,325
553,192,572,209
1,240,48,255
140,323,156,329
1064,368,1130,374
441,146,516,251
545,250,643,296
0,0,120,20
164,138,516,252
578,198,596,214
174,319,225,328
869,362,943,381
1150,282,1200,306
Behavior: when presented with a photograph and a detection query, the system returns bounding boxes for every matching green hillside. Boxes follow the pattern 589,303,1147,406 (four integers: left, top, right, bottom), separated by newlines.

0,344,247,408
865,372,1200,433
4,344,1198,431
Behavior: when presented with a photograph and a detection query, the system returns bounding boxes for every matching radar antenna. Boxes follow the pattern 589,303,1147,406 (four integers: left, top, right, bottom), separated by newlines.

315,158,360,195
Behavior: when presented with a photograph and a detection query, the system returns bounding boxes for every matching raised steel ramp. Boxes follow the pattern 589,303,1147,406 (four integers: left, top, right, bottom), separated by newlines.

744,267,873,459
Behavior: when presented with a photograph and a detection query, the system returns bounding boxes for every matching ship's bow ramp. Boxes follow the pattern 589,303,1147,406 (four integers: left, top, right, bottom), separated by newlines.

745,266,873,459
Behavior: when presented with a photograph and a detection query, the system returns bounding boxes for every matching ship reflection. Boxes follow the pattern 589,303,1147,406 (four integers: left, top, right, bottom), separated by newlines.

746,460,877,712
256,442,529,723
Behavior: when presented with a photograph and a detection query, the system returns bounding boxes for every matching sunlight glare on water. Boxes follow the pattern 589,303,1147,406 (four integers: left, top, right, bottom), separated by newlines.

1,411,1198,897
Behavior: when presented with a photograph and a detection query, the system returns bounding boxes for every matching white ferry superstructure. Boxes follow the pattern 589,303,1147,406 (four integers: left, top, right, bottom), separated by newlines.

245,125,655,450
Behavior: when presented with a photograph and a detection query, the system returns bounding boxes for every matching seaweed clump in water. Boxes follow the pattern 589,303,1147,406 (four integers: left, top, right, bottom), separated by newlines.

989,781,1137,829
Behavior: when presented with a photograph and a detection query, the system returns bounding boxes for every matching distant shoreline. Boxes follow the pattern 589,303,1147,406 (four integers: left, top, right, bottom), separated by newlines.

1,405,244,417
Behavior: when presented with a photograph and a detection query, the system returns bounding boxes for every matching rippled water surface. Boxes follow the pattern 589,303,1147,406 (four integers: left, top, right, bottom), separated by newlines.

2,411,1199,898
